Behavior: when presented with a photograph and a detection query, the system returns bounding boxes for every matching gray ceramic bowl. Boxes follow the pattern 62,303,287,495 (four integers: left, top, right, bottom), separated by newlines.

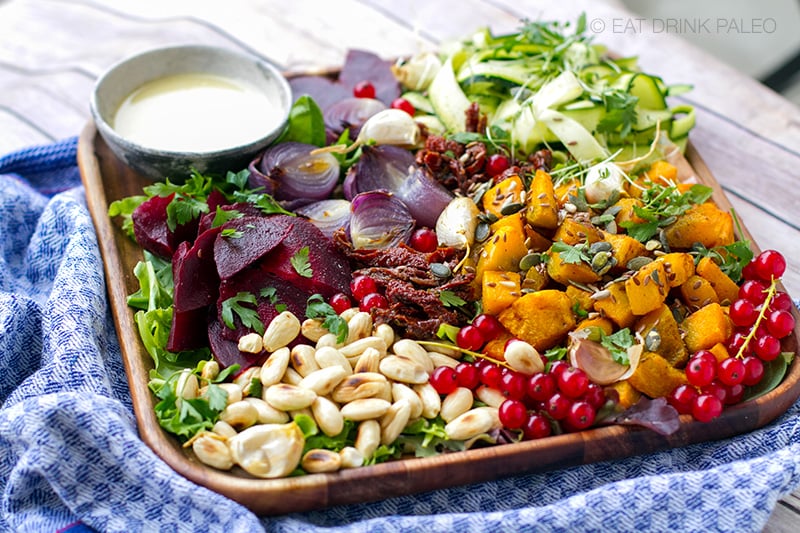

90,45,292,180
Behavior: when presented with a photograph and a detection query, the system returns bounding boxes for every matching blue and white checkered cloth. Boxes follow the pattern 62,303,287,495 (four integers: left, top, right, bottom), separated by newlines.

2,139,800,533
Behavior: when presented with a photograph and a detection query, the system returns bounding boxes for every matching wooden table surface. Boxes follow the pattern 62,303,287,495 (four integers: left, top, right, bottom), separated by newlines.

1,0,799,529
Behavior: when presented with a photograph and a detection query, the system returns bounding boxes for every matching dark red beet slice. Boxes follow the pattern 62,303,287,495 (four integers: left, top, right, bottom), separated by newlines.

172,226,221,312
197,202,264,235
208,316,266,370
132,193,201,258
338,49,401,107
260,216,352,298
214,215,294,280
166,307,209,352
206,189,229,214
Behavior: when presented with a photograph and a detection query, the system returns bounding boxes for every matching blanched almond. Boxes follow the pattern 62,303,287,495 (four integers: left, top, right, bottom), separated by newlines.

262,311,301,352
340,398,391,421
264,383,317,411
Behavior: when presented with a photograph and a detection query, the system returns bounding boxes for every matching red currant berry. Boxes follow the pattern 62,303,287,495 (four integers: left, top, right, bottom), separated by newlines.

329,292,352,315
350,276,378,300
557,367,590,399
472,314,504,341
429,366,459,395
501,371,528,401
485,154,511,178
701,381,728,404
390,97,415,116
742,355,765,386
566,401,596,430
727,330,751,356
668,384,698,415
499,399,528,429
359,292,388,312
582,383,606,410
548,360,570,381
753,250,786,281
717,357,745,386
352,80,376,99
725,383,745,405
739,280,769,305
546,392,572,420
741,261,759,281
729,299,758,328
767,309,795,339
685,351,717,387
409,227,437,252
527,372,556,402
479,364,503,389
692,393,723,422
769,291,793,313
454,362,480,390
456,325,485,351
753,334,781,361
522,413,552,440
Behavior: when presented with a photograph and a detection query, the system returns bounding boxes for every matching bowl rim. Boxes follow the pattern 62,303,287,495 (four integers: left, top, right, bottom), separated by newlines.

89,44,292,158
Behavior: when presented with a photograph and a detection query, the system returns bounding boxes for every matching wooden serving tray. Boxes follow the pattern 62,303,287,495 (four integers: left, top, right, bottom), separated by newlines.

77,121,800,516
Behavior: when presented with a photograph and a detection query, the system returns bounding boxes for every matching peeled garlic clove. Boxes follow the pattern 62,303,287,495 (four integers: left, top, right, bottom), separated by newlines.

356,109,421,148
391,52,442,91
584,162,625,204
228,422,305,479
435,196,480,249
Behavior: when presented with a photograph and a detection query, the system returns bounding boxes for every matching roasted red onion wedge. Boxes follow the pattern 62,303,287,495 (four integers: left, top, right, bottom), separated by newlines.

349,191,414,249
295,199,351,239
253,142,340,202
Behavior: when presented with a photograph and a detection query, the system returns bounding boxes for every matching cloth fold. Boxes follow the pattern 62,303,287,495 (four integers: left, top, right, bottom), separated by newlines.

1,139,799,533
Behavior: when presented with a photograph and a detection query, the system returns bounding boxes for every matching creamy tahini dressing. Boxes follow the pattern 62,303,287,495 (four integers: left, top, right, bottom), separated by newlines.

112,73,278,152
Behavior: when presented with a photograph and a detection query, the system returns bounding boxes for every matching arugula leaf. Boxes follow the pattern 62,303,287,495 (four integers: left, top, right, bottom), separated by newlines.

291,246,313,278
551,241,591,265
305,294,349,343
221,292,265,335
108,195,147,239
439,290,467,308
276,95,326,147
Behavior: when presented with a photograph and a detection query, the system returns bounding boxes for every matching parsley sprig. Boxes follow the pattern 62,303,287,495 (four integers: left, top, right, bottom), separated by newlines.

291,246,313,278
221,291,265,335
620,183,713,242
305,294,348,343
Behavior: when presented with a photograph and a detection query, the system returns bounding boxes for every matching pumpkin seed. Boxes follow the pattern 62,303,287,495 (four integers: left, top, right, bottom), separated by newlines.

644,330,662,351
500,201,525,216
627,256,653,271
589,241,613,254
430,262,452,279
519,252,543,271
474,222,491,243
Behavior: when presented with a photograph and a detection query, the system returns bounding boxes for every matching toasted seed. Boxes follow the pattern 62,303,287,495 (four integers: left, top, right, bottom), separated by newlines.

500,201,525,216
373,323,395,349
217,383,243,405
379,355,429,384
340,398,392,421
346,312,373,344
264,383,317,411
380,399,412,446
262,311,301,352
413,382,442,419
238,332,264,354
260,347,291,386
475,385,506,408
339,446,364,469
519,252,543,271
311,396,344,437
339,336,388,358
314,346,353,376
444,407,501,441
193,433,233,470
392,339,435,374
298,366,348,396
645,239,662,251
290,344,320,377
200,360,220,382
355,419,381,459
440,387,474,423
430,262,452,279
353,346,382,374
212,420,237,439
428,352,459,369
590,241,613,254
301,318,328,342
243,397,290,424
503,340,544,375
219,401,259,431
627,256,653,271
475,221,491,243
302,449,342,473
644,329,662,351
331,372,388,403
391,382,423,419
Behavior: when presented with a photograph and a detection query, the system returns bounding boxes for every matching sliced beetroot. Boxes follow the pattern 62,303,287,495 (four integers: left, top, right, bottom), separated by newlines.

172,226,221,312
289,75,350,111
214,215,294,280
132,193,201,258
261,216,352,298
338,49,401,107
166,306,209,352
206,189,229,214
197,202,265,235
208,316,266,370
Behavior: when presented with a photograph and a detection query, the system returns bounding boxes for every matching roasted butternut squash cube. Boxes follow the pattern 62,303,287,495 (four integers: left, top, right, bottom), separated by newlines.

525,169,559,230
483,330,514,361
681,303,733,353
546,248,601,286
482,174,525,219
614,197,648,227
575,316,615,336
482,271,522,316
602,231,647,271
696,256,740,304
625,260,669,315
566,285,594,315
594,281,636,328
627,351,688,399
663,202,734,250
644,160,678,185
525,226,553,253
606,380,642,408
680,274,719,311
522,264,549,292
475,220,528,284
498,290,576,351
554,177,580,206
708,342,730,363
655,252,695,288
635,304,688,368
553,217,603,246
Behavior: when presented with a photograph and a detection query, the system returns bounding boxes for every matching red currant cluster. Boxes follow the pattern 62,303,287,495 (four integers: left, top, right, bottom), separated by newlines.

328,275,388,315
668,249,795,422
352,80,415,116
